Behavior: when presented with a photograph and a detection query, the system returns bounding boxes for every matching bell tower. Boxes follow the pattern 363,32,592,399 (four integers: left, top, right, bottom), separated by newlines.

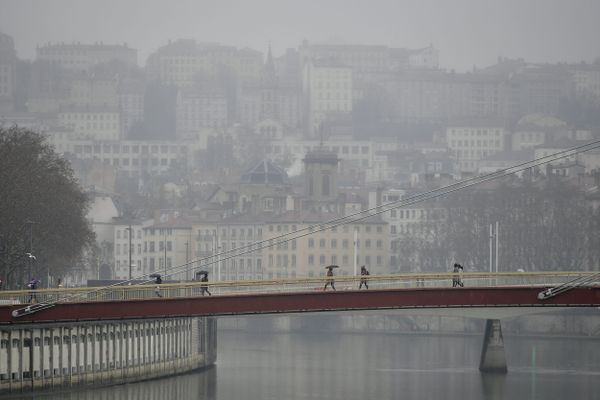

303,147,339,203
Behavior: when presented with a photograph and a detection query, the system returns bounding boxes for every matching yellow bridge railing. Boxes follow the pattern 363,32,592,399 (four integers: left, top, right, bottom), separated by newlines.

0,271,597,306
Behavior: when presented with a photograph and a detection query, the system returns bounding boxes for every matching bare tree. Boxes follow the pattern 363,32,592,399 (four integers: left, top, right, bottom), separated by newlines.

0,126,95,288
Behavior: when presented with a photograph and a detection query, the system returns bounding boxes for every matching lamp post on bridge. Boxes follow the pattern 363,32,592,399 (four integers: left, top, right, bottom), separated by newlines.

126,224,133,280
24,219,36,283
489,222,499,276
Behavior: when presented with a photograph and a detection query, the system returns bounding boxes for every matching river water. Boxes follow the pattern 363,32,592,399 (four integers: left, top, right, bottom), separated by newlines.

16,318,600,400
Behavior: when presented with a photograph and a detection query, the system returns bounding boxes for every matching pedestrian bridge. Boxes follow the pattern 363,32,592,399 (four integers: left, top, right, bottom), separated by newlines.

1,271,599,324
0,271,599,393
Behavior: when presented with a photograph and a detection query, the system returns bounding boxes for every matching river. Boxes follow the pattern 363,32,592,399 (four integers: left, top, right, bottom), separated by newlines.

13,317,600,400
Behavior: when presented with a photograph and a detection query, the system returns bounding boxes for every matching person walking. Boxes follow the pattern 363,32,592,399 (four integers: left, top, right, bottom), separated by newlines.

200,273,211,296
452,263,464,287
152,274,163,297
359,265,370,289
27,278,39,303
324,266,336,291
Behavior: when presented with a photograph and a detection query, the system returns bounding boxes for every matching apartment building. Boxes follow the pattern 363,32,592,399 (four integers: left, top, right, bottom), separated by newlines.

36,42,137,71
446,121,507,173
303,59,353,136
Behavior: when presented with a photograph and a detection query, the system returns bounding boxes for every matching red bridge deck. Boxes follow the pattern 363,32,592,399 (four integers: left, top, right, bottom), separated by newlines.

2,286,599,325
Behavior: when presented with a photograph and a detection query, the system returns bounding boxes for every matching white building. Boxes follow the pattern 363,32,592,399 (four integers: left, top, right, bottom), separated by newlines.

176,87,228,136
0,32,16,112
36,42,137,71
58,107,122,140
569,62,600,101
446,121,507,173
44,136,199,178
302,59,353,136
113,220,147,281
146,40,263,87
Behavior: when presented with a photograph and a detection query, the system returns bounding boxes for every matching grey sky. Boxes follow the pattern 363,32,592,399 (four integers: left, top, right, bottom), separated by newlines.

1,0,599,70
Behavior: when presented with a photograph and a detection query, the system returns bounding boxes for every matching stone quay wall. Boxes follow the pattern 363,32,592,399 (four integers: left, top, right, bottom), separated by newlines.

0,317,217,395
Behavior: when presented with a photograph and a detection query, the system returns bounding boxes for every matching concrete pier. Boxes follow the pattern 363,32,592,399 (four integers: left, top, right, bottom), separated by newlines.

479,319,507,373
0,317,217,394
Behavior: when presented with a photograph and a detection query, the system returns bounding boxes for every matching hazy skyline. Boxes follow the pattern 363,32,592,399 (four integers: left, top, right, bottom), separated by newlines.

1,0,600,70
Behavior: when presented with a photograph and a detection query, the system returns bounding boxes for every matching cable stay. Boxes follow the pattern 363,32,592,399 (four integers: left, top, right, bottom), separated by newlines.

11,302,55,318
537,273,600,300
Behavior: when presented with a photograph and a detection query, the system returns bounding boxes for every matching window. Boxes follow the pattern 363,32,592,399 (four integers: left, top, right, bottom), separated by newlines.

319,239,326,248
308,238,314,248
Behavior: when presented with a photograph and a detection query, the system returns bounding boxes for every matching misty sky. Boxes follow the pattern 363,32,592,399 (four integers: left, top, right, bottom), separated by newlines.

1,0,599,71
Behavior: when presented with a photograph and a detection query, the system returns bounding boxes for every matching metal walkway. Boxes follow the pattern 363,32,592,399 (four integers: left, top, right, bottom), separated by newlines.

1,272,598,324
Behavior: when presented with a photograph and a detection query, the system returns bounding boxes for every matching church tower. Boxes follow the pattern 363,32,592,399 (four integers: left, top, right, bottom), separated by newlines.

303,147,339,204
260,44,279,120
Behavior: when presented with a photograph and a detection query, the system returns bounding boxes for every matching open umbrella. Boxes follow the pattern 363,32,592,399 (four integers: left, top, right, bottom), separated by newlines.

195,270,209,277
325,265,339,269
149,273,162,278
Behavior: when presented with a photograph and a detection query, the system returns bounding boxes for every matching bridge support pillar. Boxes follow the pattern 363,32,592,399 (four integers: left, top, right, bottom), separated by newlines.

479,319,507,373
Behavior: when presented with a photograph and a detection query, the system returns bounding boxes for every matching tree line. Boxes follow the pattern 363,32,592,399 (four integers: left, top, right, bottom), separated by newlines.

394,176,600,273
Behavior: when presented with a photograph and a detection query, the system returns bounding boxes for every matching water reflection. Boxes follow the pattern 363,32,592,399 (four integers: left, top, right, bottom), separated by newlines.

17,327,600,400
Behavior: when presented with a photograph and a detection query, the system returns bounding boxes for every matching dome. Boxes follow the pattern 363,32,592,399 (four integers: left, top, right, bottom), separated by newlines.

240,160,288,184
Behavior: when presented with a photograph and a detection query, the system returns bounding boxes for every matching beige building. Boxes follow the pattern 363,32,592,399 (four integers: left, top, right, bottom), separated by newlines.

142,217,194,281
263,211,388,279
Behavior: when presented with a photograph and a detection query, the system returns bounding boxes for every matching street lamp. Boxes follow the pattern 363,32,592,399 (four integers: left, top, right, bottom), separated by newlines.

184,241,189,281
125,224,133,280
24,219,36,282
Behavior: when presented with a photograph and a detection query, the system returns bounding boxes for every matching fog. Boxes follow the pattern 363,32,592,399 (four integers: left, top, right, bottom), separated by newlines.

1,3,600,395
1,0,600,283
1,0,600,70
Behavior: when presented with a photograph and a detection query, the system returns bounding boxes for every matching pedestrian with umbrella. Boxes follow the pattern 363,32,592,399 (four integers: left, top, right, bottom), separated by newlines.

27,278,40,303
452,263,464,287
359,265,370,289
324,265,338,291
150,273,163,297
196,270,211,296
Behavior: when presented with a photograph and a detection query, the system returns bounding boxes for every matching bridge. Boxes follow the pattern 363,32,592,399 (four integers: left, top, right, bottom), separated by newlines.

1,271,599,394
1,272,599,323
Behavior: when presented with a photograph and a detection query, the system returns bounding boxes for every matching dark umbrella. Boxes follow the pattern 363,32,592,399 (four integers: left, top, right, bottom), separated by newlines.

149,273,162,278
195,270,209,277
325,265,339,269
